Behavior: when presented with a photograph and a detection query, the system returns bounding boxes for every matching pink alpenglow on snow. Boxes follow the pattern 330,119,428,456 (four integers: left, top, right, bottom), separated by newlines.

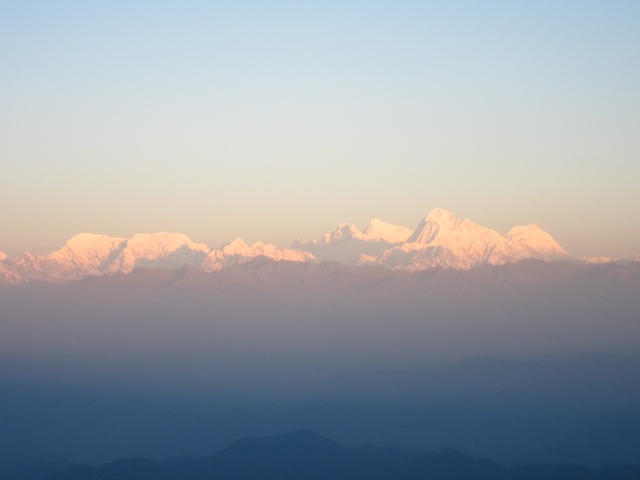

0,209,600,285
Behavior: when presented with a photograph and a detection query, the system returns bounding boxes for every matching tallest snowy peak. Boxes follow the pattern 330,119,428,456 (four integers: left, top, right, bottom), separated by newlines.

407,209,472,244
425,208,456,223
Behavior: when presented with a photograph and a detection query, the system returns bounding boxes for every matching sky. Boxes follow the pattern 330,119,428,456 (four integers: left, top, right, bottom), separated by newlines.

1,1,639,259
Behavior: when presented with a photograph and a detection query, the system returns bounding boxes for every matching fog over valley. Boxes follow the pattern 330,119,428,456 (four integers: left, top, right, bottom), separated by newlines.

2,259,640,469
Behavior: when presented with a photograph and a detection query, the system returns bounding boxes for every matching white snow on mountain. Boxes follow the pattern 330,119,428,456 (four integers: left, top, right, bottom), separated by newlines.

199,248,226,272
201,238,316,272
0,209,576,283
249,242,316,263
580,256,619,265
292,219,411,264
0,262,21,285
11,234,126,281
2,232,319,282
377,209,568,271
361,219,413,243
504,224,567,258
104,232,209,274
6,232,212,280
221,237,255,258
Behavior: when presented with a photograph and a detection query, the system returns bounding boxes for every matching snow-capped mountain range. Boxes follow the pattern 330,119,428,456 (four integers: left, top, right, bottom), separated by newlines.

0,208,634,285
293,208,569,271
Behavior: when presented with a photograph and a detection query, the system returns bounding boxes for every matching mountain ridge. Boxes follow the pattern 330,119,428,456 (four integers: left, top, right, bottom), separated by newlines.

1,209,635,285
7,430,639,480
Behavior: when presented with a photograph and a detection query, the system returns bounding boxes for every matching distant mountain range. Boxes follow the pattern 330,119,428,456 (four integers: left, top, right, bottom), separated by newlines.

0,209,636,285
3,430,639,480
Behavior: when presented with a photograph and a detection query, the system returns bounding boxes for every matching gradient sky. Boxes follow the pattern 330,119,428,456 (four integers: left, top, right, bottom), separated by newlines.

1,1,639,258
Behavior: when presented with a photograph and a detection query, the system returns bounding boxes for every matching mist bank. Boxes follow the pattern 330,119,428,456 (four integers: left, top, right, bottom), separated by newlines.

2,379,640,470
1,259,639,373
1,259,639,467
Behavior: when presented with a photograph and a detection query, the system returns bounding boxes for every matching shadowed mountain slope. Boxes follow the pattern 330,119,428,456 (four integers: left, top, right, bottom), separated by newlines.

20,430,639,480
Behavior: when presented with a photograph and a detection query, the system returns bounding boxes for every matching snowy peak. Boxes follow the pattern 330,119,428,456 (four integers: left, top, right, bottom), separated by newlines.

407,209,482,245
0,210,574,283
293,219,412,264
58,233,125,263
382,210,569,271
297,219,411,248
58,234,126,269
221,237,252,256
406,217,439,244
64,233,125,251
504,224,567,259
291,211,568,270
249,242,315,262
9,233,126,281
504,223,540,236
426,207,456,223
201,238,316,272
322,223,361,243
361,219,412,243
107,232,210,273
7,232,211,280
125,232,209,257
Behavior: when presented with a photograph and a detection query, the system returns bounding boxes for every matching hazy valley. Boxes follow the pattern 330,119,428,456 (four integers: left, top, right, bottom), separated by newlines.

2,252,639,469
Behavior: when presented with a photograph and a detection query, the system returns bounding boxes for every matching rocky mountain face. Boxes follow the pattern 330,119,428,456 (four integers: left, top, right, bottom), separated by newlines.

1,208,628,285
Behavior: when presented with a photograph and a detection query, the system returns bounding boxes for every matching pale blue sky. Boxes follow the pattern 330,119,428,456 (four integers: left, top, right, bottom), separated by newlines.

1,1,639,258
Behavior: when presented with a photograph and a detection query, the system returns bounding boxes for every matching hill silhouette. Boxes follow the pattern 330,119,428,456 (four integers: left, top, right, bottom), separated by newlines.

4,430,640,480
